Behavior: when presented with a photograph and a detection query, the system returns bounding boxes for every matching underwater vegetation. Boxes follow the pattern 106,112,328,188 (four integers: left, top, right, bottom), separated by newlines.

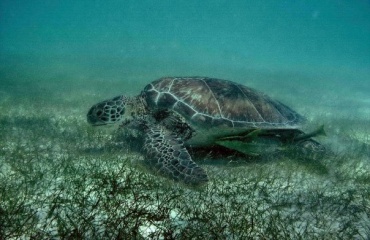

1,0,369,237
0,82,369,239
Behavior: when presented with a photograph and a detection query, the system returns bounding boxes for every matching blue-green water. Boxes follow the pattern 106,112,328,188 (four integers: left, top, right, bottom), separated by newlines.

1,0,369,238
2,0,370,73
1,0,369,107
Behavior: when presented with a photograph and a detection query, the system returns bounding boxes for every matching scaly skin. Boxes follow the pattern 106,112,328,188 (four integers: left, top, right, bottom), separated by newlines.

87,77,326,185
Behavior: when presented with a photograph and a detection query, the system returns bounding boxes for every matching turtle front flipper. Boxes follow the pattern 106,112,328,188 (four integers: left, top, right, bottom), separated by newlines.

143,124,208,185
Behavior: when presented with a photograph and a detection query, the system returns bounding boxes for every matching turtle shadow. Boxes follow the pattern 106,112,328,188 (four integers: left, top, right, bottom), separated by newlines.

81,133,330,177
191,145,330,176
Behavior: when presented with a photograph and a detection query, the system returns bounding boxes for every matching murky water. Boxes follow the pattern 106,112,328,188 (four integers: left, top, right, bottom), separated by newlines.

1,0,369,238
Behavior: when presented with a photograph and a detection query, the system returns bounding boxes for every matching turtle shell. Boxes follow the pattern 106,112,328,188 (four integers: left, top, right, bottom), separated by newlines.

143,77,304,128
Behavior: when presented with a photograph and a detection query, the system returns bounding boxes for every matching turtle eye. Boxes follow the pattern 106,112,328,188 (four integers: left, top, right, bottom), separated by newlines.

96,110,103,117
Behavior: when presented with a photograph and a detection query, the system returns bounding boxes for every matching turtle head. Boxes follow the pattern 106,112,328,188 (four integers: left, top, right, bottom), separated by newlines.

87,95,127,126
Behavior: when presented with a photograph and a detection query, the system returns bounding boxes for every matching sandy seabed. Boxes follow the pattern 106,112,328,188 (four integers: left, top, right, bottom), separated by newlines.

1,58,369,239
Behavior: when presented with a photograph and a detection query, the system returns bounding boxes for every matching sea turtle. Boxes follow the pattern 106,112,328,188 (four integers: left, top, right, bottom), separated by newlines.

87,77,325,185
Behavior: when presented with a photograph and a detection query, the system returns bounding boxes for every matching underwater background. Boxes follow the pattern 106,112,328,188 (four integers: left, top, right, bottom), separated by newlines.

1,0,369,239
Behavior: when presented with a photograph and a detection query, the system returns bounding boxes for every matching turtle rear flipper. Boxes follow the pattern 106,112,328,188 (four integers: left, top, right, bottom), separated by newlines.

144,124,208,185
292,139,326,160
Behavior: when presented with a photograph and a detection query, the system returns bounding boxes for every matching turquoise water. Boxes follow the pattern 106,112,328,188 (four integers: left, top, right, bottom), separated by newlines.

2,0,370,72
1,0,369,111
1,0,370,238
